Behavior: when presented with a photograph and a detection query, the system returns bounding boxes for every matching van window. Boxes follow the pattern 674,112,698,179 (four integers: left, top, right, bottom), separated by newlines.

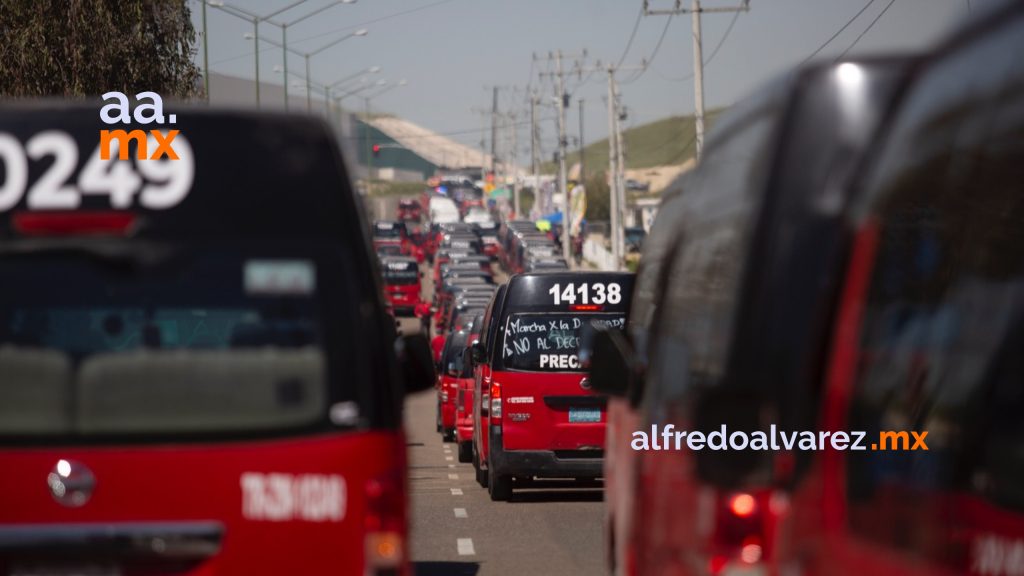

499,313,625,372
0,245,362,440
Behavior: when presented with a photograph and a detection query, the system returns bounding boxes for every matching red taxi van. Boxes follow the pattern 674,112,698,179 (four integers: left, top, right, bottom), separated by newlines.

372,220,408,256
589,54,916,574
784,4,1024,574
469,272,634,501
435,330,472,443
455,314,485,463
380,256,422,316
0,105,433,575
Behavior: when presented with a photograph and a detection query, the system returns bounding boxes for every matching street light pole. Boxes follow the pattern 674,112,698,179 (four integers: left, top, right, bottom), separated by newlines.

282,24,289,110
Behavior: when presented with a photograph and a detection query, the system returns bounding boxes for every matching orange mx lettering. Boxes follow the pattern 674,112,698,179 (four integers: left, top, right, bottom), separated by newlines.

100,129,179,160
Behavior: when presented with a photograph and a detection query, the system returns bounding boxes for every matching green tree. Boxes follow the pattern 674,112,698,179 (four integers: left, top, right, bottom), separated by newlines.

0,1,200,98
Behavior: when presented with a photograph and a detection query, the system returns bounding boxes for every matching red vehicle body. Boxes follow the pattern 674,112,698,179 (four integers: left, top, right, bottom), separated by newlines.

0,106,434,574
456,316,485,463
436,331,473,443
469,272,634,501
380,257,421,316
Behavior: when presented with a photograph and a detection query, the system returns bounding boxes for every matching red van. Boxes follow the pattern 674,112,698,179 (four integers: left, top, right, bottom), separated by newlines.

589,54,916,575
436,330,472,443
380,257,422,316
469,272,634,501
456,314,485,463
784,6,1024,574
0,105,434,575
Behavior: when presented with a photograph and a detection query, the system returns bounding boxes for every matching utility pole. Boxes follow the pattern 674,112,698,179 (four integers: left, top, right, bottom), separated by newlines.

555,50,571,262
614,96,627,267
202,0,210,101
510,112,519,217
578,98,585,184
491,86,499,175
606,69,621,266
365,97,372,195
643,0,749,158
530,92,539,219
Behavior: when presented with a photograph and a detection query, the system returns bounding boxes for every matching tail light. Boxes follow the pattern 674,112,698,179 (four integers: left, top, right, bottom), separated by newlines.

490,380,502,425
707,490,783,575
13,211,137,236
363,443,407,574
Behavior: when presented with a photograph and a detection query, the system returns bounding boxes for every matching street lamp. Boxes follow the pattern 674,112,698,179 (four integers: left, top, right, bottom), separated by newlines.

268,0,357,110
207,1,262,107
254,29,368,112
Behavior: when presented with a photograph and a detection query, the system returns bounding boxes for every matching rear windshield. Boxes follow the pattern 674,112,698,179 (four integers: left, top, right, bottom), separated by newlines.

499,313,625,372
382,263,419,285
0,244,362,441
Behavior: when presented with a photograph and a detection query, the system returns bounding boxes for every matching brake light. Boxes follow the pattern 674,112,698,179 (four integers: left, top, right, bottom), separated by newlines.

729,493,757,518
13,211,137,236
569,304,602,312
363,443,407,573
707,490,779,575
490,380,502,425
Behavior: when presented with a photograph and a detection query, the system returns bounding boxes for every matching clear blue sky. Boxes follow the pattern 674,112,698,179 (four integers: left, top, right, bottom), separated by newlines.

194,0,983,155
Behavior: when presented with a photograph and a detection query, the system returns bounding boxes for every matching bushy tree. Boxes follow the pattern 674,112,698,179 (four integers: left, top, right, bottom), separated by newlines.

0,1,200,98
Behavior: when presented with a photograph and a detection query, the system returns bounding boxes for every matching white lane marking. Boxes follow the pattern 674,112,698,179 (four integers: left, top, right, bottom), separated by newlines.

448,464,456,468
457,538,476,555
445,456,454,461
443,445,452,451
454,508,468,518
448,473,459,480
450,488,463,495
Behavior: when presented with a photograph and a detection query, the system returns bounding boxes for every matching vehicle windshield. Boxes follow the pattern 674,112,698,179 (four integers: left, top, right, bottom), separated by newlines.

0,245,357,440
499,312,625,372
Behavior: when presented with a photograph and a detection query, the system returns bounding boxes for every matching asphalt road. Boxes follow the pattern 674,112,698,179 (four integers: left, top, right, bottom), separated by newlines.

404,390,606,576
372,193,607,576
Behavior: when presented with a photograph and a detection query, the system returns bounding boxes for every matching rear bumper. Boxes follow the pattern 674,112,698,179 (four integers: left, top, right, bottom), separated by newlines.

490,428,603,479
456,422,473,443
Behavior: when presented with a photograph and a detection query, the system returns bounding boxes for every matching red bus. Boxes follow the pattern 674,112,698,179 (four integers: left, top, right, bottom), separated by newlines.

469,272,634,501
0,105,433,575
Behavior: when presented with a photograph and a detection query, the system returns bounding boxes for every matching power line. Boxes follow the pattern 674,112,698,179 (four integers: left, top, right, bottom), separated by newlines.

837,0,897,60
801,0,876,64
620,13,675,85
653,9,741,83
616,6,645,68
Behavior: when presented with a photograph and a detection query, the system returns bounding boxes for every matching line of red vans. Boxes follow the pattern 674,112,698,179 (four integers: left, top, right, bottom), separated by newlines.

591,5,1024,575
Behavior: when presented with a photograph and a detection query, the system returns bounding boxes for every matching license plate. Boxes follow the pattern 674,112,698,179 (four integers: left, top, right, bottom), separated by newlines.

569,408,601,423
10,566,119,576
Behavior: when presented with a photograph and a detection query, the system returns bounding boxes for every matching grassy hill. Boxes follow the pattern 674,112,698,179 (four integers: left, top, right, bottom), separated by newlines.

545,108,724,178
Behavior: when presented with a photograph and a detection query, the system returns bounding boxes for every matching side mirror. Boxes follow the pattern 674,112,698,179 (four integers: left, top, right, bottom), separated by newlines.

469,341,486,365
396,333,435,394
585,321,634,398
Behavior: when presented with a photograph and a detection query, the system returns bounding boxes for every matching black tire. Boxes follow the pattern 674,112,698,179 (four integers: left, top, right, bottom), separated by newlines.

435,400,442,433
458,441,472,463
443,427,455,443
473,449,488,487
488,466,512,501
